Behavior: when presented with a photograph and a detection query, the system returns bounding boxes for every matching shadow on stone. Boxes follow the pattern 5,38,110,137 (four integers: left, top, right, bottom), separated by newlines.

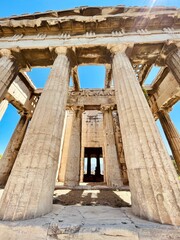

53,189,131,207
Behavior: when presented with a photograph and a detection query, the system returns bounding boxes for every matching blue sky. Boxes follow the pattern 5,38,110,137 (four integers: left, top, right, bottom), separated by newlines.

0,0,180,154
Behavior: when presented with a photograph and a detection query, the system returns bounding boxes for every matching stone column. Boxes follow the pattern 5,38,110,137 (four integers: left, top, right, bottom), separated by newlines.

0,49,19,102
63,107,82,187
112,110,129,185
166,48,180,85
0,99,8,120
0,114,30,187
111,45,180,225
102,105,123,187
87,155,91,176
0,47,70,221
157,110,180,172
58,111,70,183
96,154,100,176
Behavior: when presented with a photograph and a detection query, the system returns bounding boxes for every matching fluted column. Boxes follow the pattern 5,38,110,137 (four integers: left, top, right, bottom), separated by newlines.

112,110,129,185
111,45,180,225
157,110,180,172
0,49,19,102
102,105,123,187
63,108,82,187
0,47,70,220
0,99,8,120
0,114,30,186
166,48,180,85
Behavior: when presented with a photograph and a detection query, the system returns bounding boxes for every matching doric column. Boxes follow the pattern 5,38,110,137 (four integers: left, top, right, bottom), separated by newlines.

111,45,180,225
0,49,19,102
57,111,71,183
87,155,91,176
0,99,8,120
0,47,70,221
157,110,180,172
96,154,100,176
166,48,180,85
63,107,82,187
0,114,30,187
102,105,123,187
112,110,129,185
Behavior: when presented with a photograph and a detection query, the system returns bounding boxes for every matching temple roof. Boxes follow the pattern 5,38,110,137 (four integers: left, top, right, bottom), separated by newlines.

0,6,179,37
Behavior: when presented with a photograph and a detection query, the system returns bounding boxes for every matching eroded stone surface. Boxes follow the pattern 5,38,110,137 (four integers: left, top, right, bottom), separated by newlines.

0,205,179,240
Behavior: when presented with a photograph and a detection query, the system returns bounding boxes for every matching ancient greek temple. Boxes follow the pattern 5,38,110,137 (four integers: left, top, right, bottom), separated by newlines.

0,6,180,233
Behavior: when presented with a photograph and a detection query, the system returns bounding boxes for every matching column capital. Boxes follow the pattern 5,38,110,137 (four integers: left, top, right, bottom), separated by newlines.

108,44,128,55
100,104,116,112
66,104,84,112
55,46,68,55
0,49,12,58
157,41,179,65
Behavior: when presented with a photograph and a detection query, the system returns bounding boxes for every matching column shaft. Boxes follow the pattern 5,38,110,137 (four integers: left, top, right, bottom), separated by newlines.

96,155,100,176
0,49,70,220
58,111,70,183
103,109,123,187
0,99,8,120
87,156,91,176
0,115,29,186
0,50,19,102
112,111,129,185
166,48,180,85
63,110,81,187
158,110,180,172
112,49,180,225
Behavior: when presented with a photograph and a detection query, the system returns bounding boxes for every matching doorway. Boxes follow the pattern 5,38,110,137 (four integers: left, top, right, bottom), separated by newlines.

83,147,104,182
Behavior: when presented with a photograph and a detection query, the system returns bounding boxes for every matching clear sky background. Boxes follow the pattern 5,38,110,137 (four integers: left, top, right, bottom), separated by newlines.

0,0,180,155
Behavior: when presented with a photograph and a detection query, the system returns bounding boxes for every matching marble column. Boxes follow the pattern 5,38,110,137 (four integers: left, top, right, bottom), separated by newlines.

0,114,30,187
87,155,91,176
158,110,180,172
96,154,100,176
0,49,19,102
111,45,180,225
102,105,123,187
0,47,70,220
166,48,180,85
112,110,129,185
0,99,8,120
63,108,82,187
57,111,69,183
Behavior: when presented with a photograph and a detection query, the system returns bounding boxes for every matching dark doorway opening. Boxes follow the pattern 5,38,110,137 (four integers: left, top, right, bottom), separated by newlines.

83,147,104,182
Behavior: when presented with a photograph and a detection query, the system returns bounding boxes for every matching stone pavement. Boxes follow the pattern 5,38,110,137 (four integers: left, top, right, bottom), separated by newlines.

0,205,179,240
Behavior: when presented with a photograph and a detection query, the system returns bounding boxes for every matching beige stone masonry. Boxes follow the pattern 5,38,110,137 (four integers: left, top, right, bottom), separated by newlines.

0,47,70,220
63,108,82,187
0,49,19,102
102,105,123,187
166,48,180,85
112,111,129,185
158,110,180,172
58,107,82,186
111,45,180,225
0,114,29,187
0,99,8,120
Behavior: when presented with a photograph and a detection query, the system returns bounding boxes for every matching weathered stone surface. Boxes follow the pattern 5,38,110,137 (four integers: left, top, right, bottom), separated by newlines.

0,115,29,186
58,109,81,187
0,99,8,120
102,107,123,187
112,48,180,225
0,49,19,102
158,110,180,172
0,205,179,240
166,48,180,85
0,49,70,220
